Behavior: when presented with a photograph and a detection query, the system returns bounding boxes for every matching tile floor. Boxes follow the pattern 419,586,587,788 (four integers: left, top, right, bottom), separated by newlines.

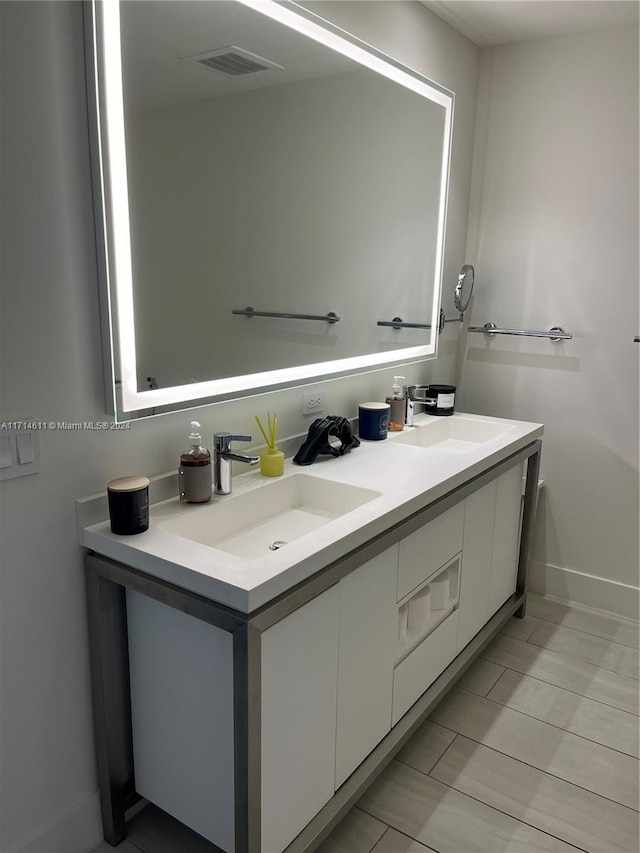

91,594,639,853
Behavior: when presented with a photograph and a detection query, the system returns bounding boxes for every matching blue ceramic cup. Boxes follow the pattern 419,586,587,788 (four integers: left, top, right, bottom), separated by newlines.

358,402,390,441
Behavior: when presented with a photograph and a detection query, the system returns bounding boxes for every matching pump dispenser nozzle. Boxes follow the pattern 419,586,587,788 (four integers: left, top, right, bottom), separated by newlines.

189,421,203,444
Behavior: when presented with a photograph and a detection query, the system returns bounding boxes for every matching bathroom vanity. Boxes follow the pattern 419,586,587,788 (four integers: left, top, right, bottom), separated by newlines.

78,413,542,853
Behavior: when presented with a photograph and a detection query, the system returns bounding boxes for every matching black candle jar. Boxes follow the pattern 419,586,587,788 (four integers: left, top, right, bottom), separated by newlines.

107,475,149,535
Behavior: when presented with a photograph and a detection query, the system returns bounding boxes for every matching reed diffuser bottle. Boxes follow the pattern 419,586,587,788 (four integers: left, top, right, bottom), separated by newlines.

255,412,284,477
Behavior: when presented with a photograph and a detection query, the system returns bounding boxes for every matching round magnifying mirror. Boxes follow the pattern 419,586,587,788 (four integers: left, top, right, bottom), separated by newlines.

454,264,475,314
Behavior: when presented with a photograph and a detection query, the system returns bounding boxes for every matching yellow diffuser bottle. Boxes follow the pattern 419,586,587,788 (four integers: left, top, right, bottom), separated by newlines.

255,412,284,477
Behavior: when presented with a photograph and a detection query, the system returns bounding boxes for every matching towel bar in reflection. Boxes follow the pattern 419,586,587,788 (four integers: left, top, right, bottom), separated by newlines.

232,307,340,324
376,317,432,330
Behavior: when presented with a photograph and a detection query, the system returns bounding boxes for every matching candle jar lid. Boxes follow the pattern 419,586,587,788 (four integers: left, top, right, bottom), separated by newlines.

107,475,150,492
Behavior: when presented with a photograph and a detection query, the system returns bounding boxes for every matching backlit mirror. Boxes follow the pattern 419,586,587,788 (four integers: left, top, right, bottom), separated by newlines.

86,0,454,419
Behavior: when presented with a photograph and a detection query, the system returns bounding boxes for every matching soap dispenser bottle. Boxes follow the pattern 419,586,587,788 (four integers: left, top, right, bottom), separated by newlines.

179,421,212,504
386,376,406,431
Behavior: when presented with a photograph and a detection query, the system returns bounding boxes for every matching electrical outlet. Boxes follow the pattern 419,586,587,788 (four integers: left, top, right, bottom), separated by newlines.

302,391,325,415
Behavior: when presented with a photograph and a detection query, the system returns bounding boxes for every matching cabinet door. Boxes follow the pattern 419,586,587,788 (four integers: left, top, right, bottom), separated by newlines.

397,503,464,601
261,586,339,853
392,608,459,725
335,546,398,788
456,480,497,653
489,464,524,615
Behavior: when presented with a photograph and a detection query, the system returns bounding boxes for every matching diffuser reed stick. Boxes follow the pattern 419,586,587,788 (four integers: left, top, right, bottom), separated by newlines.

255,412,278,451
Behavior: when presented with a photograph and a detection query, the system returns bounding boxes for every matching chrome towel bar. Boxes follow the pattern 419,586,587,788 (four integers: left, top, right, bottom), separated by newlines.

232,307,340,324
468,322,572,341
377,317,432,330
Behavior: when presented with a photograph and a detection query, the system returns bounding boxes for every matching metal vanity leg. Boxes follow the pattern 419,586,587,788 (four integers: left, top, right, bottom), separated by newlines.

233,622,262,853
85,565,135,845
514,442,542,618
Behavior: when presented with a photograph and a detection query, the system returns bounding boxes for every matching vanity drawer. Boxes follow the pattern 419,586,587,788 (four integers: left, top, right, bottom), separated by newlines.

391,608,458,725
397,503,464,601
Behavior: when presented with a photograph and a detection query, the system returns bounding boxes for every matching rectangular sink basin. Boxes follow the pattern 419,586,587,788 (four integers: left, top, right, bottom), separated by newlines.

393,416,515,453
159,473,381,559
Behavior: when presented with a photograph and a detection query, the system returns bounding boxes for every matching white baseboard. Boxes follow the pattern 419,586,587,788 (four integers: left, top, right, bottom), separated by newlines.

528,560,640,621
17,791,102,853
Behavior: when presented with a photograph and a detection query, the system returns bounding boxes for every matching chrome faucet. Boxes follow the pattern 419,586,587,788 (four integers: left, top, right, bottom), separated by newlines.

403,385,435,426
213,433,260,495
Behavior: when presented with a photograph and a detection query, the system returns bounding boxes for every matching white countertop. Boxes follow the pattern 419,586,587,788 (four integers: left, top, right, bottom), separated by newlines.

77,413,543,612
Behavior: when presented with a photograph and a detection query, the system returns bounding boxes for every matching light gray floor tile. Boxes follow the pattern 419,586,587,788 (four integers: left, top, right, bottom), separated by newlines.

396,720,456,775
358,759,580,852
371,826,436,853
90,841,141,853
527,594,640,649
501,614,540,641
430,735,639,853
487,668,640,757
481,633,640,714
316,806,387,853
126,805,216,853
528,619,640,679
429,686,639,809
455,658,505,696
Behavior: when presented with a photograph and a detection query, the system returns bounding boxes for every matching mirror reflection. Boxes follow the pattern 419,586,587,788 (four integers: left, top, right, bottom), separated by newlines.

91,0,453,416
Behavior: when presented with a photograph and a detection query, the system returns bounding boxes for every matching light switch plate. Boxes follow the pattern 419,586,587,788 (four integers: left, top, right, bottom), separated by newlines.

0,424,41,480
0,435,13,468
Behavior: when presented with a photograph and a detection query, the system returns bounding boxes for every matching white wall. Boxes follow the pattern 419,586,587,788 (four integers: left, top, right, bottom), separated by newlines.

0,3,479,850
460,25,639,615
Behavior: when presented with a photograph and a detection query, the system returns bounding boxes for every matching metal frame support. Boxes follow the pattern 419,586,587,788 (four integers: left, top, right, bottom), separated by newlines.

85,571,136,845
515,443,541,618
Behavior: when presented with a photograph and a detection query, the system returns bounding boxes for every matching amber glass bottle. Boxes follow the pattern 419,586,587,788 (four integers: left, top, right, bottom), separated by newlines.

179,421,211,503
386,375,406,431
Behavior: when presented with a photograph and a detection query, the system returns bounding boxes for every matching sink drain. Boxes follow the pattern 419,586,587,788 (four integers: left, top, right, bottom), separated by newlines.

269,540,288,551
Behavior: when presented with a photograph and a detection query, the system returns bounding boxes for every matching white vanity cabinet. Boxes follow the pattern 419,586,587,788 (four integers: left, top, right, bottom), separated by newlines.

262,587,340,853
126,590,236,853
489,464,525,614
263,545,398,850
457,479,497,651
457,463,524,653
391,504,464,724
84,434,541,853
334,546,397,788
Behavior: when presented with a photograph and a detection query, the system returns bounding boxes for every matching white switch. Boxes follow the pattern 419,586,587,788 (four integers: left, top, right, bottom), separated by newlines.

16,433,35,464
0,436,12,469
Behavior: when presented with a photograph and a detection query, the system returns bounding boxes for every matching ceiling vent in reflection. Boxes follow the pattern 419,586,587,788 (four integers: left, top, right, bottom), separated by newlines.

181,46,283,77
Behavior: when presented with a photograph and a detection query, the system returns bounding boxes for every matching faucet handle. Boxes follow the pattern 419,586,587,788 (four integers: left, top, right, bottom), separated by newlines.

407,384,431,401
214,432,252,452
